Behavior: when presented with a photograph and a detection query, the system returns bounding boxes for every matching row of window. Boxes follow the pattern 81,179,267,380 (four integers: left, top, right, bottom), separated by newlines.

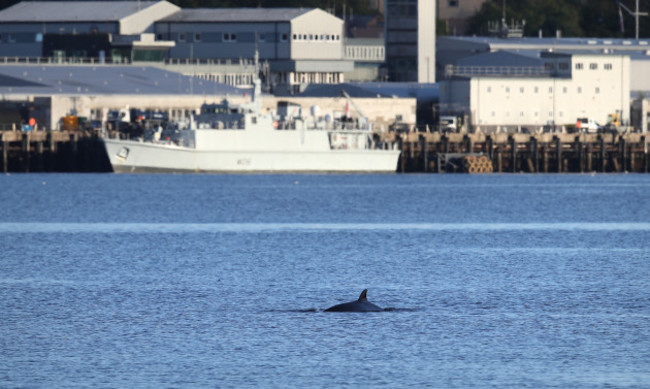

386,0,417,18
345,46,384,60
162,31,340,44
160,32,291,43
487,86,601,94
545,62,614,71
293,33,341,42
488,110,575,118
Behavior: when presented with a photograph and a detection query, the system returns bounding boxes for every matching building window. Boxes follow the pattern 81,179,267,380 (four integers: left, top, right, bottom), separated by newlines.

590,63,598,70
559,62,569,70
292,34,297,40
575,63,583,70
448,0,459,6
156,33,163,40
260,33,267,42
520,111,524,117
487,86,491,93
549,87,553,93
194,33,201,42
520,87,524,93
223,33,237,42
178,33,185,42
605,63,613,70
281,33,288,42
595,87,600,94
505,87,510,93
577,87,582,93
534,86,539,93
563,87,567,93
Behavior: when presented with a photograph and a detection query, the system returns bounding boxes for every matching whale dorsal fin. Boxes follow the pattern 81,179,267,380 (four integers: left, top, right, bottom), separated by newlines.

358,289,368,301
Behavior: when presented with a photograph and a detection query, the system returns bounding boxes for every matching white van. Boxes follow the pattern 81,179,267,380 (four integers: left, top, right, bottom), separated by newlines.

439,116,458,132
576,118,599,133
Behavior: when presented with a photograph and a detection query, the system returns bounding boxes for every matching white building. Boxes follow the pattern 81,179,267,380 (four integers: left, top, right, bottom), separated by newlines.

154,8,353,93
384,0,436,83
440,52,631,131
438,36,650,93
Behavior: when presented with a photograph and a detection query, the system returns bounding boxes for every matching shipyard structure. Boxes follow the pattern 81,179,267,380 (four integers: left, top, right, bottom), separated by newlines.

0,1,649,173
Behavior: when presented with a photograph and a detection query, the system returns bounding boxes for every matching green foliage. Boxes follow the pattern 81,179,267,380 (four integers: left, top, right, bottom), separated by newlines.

436,19,448,37
467,0,650,38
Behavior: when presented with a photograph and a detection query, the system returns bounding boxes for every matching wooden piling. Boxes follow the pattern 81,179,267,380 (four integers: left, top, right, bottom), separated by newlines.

419,135,428,172
509,136,517,173
530,137,538,173
599,136,607,172
554,136,562,173
22,132,30,172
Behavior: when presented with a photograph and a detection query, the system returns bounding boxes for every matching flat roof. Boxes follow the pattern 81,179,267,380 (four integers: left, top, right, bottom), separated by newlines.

439,36,650,52
0,1,163,23
159,8,314,23
0,65,245,96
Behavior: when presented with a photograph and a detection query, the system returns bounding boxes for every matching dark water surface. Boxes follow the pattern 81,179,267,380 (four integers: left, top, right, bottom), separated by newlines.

1,174,649,388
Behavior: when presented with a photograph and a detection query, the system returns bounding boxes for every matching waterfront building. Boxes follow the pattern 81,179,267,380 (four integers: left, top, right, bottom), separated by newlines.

344,37,385,81
384,0,436,83
0,1,178,61
438,36,650,93
440,51,631,132
154,8,353,93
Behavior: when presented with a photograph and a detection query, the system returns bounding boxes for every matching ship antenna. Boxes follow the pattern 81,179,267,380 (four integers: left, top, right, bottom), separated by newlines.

252,49,261,114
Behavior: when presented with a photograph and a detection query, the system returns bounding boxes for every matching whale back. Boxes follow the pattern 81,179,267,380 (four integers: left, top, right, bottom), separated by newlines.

325,289,382,312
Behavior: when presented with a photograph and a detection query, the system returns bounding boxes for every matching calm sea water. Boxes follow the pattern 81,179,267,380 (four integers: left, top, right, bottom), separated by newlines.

1,173,649,388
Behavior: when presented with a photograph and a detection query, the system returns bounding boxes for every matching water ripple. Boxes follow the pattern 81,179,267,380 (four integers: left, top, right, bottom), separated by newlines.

1,222,650,234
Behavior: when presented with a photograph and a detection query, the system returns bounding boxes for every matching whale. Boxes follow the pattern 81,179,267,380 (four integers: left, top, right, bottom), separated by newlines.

324,289,383,312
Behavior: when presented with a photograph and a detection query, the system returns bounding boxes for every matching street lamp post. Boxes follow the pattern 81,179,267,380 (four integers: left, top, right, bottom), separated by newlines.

619,0,648,39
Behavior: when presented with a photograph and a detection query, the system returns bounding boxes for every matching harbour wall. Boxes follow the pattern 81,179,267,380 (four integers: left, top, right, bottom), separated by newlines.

395,132,650,173
2,129,649,174
0,130,110,172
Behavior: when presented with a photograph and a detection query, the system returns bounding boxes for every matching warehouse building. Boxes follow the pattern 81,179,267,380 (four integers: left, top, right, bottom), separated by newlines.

0,1,178,61
439,51,631,132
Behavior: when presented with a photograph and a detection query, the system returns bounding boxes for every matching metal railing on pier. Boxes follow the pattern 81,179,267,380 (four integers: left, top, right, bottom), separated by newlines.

445,65,552,78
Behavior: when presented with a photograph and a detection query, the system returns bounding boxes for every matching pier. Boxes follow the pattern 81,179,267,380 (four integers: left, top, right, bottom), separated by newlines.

0,130,110,172
1,129,650,174
394,132,650,173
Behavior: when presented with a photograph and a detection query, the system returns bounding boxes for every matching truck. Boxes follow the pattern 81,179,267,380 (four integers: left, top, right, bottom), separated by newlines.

439,115,459,132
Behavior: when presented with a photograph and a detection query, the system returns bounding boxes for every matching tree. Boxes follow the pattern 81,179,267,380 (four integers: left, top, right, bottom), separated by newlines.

464,0,647,38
